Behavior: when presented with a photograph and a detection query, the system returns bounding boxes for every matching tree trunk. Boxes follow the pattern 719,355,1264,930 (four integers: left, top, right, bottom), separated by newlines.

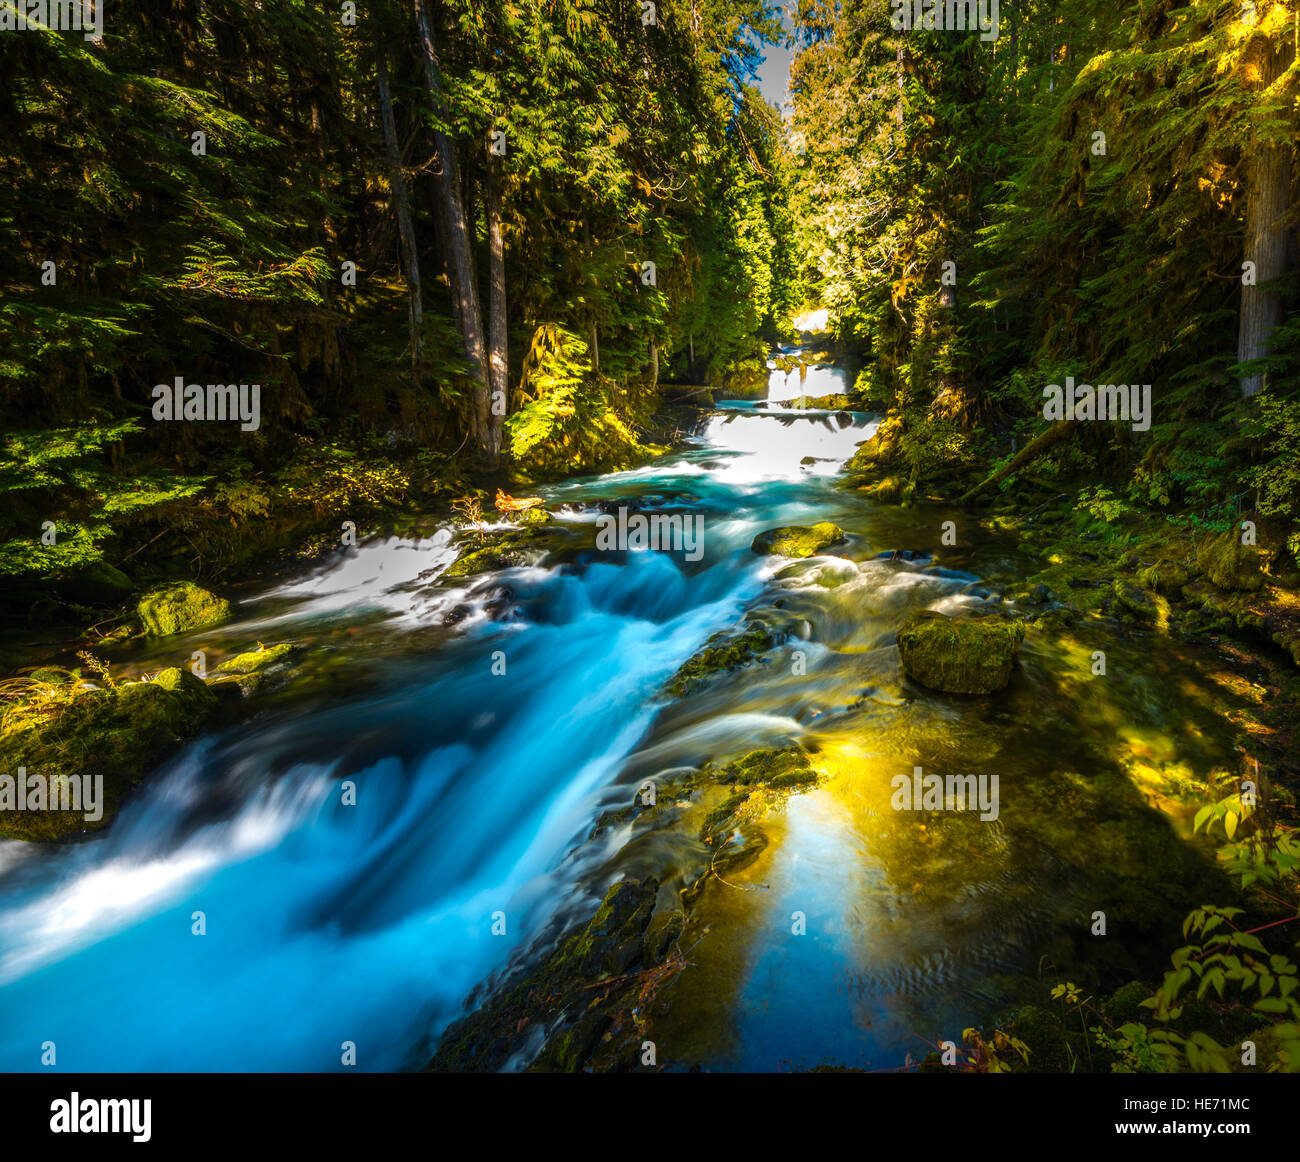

414,0,490,448
582,217,599,371
1238,33,1292,399
485,145,507,467
376,39,423,370
959,421,1072,505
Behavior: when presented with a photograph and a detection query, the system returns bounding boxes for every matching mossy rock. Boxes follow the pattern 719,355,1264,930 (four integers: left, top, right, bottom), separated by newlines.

896,610,1026,694
429,877,662,1073
138,582,232,635
443,545,520,579
215,643,295,675
864,475,910,505
665,625,774,697
1137,560,1188,596
786,392,851,410
751,521,845,559
517,507,553,526
709,747,816,788
1197,527,1264,591
1112,578,1165,623
0,667,217,841
442,525,560,580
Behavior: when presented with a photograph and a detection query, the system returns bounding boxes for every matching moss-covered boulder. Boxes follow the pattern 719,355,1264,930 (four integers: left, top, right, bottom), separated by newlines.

0,667,218,841
751,521,845,559
517,507,553,526
896,610,1026,694
138,582,232,635
1197,526,1265,591
1112,578,1165,623
1137,559,1189,596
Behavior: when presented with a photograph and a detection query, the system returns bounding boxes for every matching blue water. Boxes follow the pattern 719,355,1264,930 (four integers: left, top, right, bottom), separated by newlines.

0,398,886,1071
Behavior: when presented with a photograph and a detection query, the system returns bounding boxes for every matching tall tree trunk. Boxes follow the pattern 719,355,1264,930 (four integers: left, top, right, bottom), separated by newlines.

486,145,507,467
414,0,490,449
1238,32,1293,399
376,39,423,370
582,218,600,370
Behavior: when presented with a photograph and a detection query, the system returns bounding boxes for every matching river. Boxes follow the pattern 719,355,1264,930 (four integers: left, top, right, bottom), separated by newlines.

0,354,1243,1071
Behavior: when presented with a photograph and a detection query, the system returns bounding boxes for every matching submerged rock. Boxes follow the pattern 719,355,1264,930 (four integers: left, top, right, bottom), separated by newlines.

896,610,1026,694
0,667,218,841
751,521,846,559
138,581,231,635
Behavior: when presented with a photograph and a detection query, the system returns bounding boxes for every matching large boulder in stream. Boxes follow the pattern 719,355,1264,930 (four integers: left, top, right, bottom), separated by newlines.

896,610,1025,695
751,521,846,559
138,581,232,635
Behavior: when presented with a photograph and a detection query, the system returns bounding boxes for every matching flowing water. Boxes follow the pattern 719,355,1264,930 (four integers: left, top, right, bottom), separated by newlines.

0,357,1248,1071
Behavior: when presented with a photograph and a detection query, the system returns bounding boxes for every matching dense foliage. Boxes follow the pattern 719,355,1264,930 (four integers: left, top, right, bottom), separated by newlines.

0,0,794,590
788,0,1300,528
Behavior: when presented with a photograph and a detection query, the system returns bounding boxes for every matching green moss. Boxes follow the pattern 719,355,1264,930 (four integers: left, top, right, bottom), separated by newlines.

1137,560,1188,596
665,625,774,697
0,667,217,841
864,475,910,504
429,877,662,1073
1197,527,1264,591
442,525,561,579
710,747,814,787
1112,578,1166,624
138,582,232,636
896,610,1026,694
785,392,852,410
751,521,846,558
215,643,295,675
